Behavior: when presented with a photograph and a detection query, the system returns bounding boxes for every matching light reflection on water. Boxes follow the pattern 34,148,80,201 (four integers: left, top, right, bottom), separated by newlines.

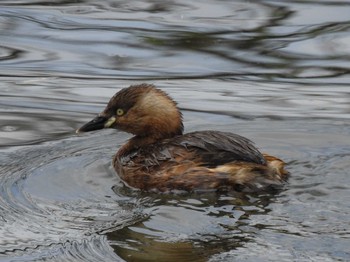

0,0,350,261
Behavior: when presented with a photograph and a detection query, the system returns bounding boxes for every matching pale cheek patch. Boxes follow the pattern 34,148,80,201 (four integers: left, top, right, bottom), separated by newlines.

104,116,116,128
141,92,178,116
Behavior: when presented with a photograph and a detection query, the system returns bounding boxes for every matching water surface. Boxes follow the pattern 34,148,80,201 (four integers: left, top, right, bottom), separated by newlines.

0,0,349,261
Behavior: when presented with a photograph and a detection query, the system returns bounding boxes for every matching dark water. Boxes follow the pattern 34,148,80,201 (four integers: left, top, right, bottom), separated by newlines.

0,0,349,261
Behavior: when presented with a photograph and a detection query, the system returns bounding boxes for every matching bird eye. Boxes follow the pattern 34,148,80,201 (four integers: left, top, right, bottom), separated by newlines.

116,108,124,116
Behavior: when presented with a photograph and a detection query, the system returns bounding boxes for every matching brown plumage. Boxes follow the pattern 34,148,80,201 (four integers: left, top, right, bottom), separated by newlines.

77,84,289,193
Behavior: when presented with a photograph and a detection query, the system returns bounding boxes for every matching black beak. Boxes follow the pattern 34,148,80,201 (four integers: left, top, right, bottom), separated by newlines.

76,116,108,133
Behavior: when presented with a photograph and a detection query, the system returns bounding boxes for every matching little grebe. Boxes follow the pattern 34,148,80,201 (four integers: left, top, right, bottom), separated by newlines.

77,84,288,193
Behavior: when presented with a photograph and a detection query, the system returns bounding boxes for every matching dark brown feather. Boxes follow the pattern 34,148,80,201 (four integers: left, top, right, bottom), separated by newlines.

170,131,266,166
114,130,287,192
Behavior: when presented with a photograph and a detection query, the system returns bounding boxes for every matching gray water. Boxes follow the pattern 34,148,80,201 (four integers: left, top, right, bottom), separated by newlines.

0,1,349,261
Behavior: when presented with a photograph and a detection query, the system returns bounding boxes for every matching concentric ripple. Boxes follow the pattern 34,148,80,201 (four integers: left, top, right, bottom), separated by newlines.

0,131,141,261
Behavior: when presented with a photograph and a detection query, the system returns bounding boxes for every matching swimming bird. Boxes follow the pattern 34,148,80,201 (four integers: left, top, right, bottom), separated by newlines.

77,84,288,193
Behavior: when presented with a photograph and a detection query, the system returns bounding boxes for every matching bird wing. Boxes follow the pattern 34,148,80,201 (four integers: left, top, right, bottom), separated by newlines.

134,131,266,168
171,131,266,166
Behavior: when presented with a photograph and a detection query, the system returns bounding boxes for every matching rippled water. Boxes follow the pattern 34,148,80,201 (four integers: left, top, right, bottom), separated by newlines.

1,0,350,261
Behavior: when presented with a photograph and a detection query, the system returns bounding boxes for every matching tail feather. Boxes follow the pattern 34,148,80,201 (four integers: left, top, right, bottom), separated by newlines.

211,154,289,192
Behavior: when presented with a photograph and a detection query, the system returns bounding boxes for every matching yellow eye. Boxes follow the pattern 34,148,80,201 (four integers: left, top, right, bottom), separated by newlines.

116,108,124,116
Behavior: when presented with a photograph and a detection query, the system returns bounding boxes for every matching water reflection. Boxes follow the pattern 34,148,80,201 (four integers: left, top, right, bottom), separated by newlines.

1,0,350,81
0,0,350,261
108,191,277,261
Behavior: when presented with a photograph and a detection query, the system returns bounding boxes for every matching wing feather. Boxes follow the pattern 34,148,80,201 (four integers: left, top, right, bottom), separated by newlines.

133,131,266,168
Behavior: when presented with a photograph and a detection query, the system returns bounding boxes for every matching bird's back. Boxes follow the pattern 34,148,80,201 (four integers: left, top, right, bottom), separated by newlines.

114,131,288,192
